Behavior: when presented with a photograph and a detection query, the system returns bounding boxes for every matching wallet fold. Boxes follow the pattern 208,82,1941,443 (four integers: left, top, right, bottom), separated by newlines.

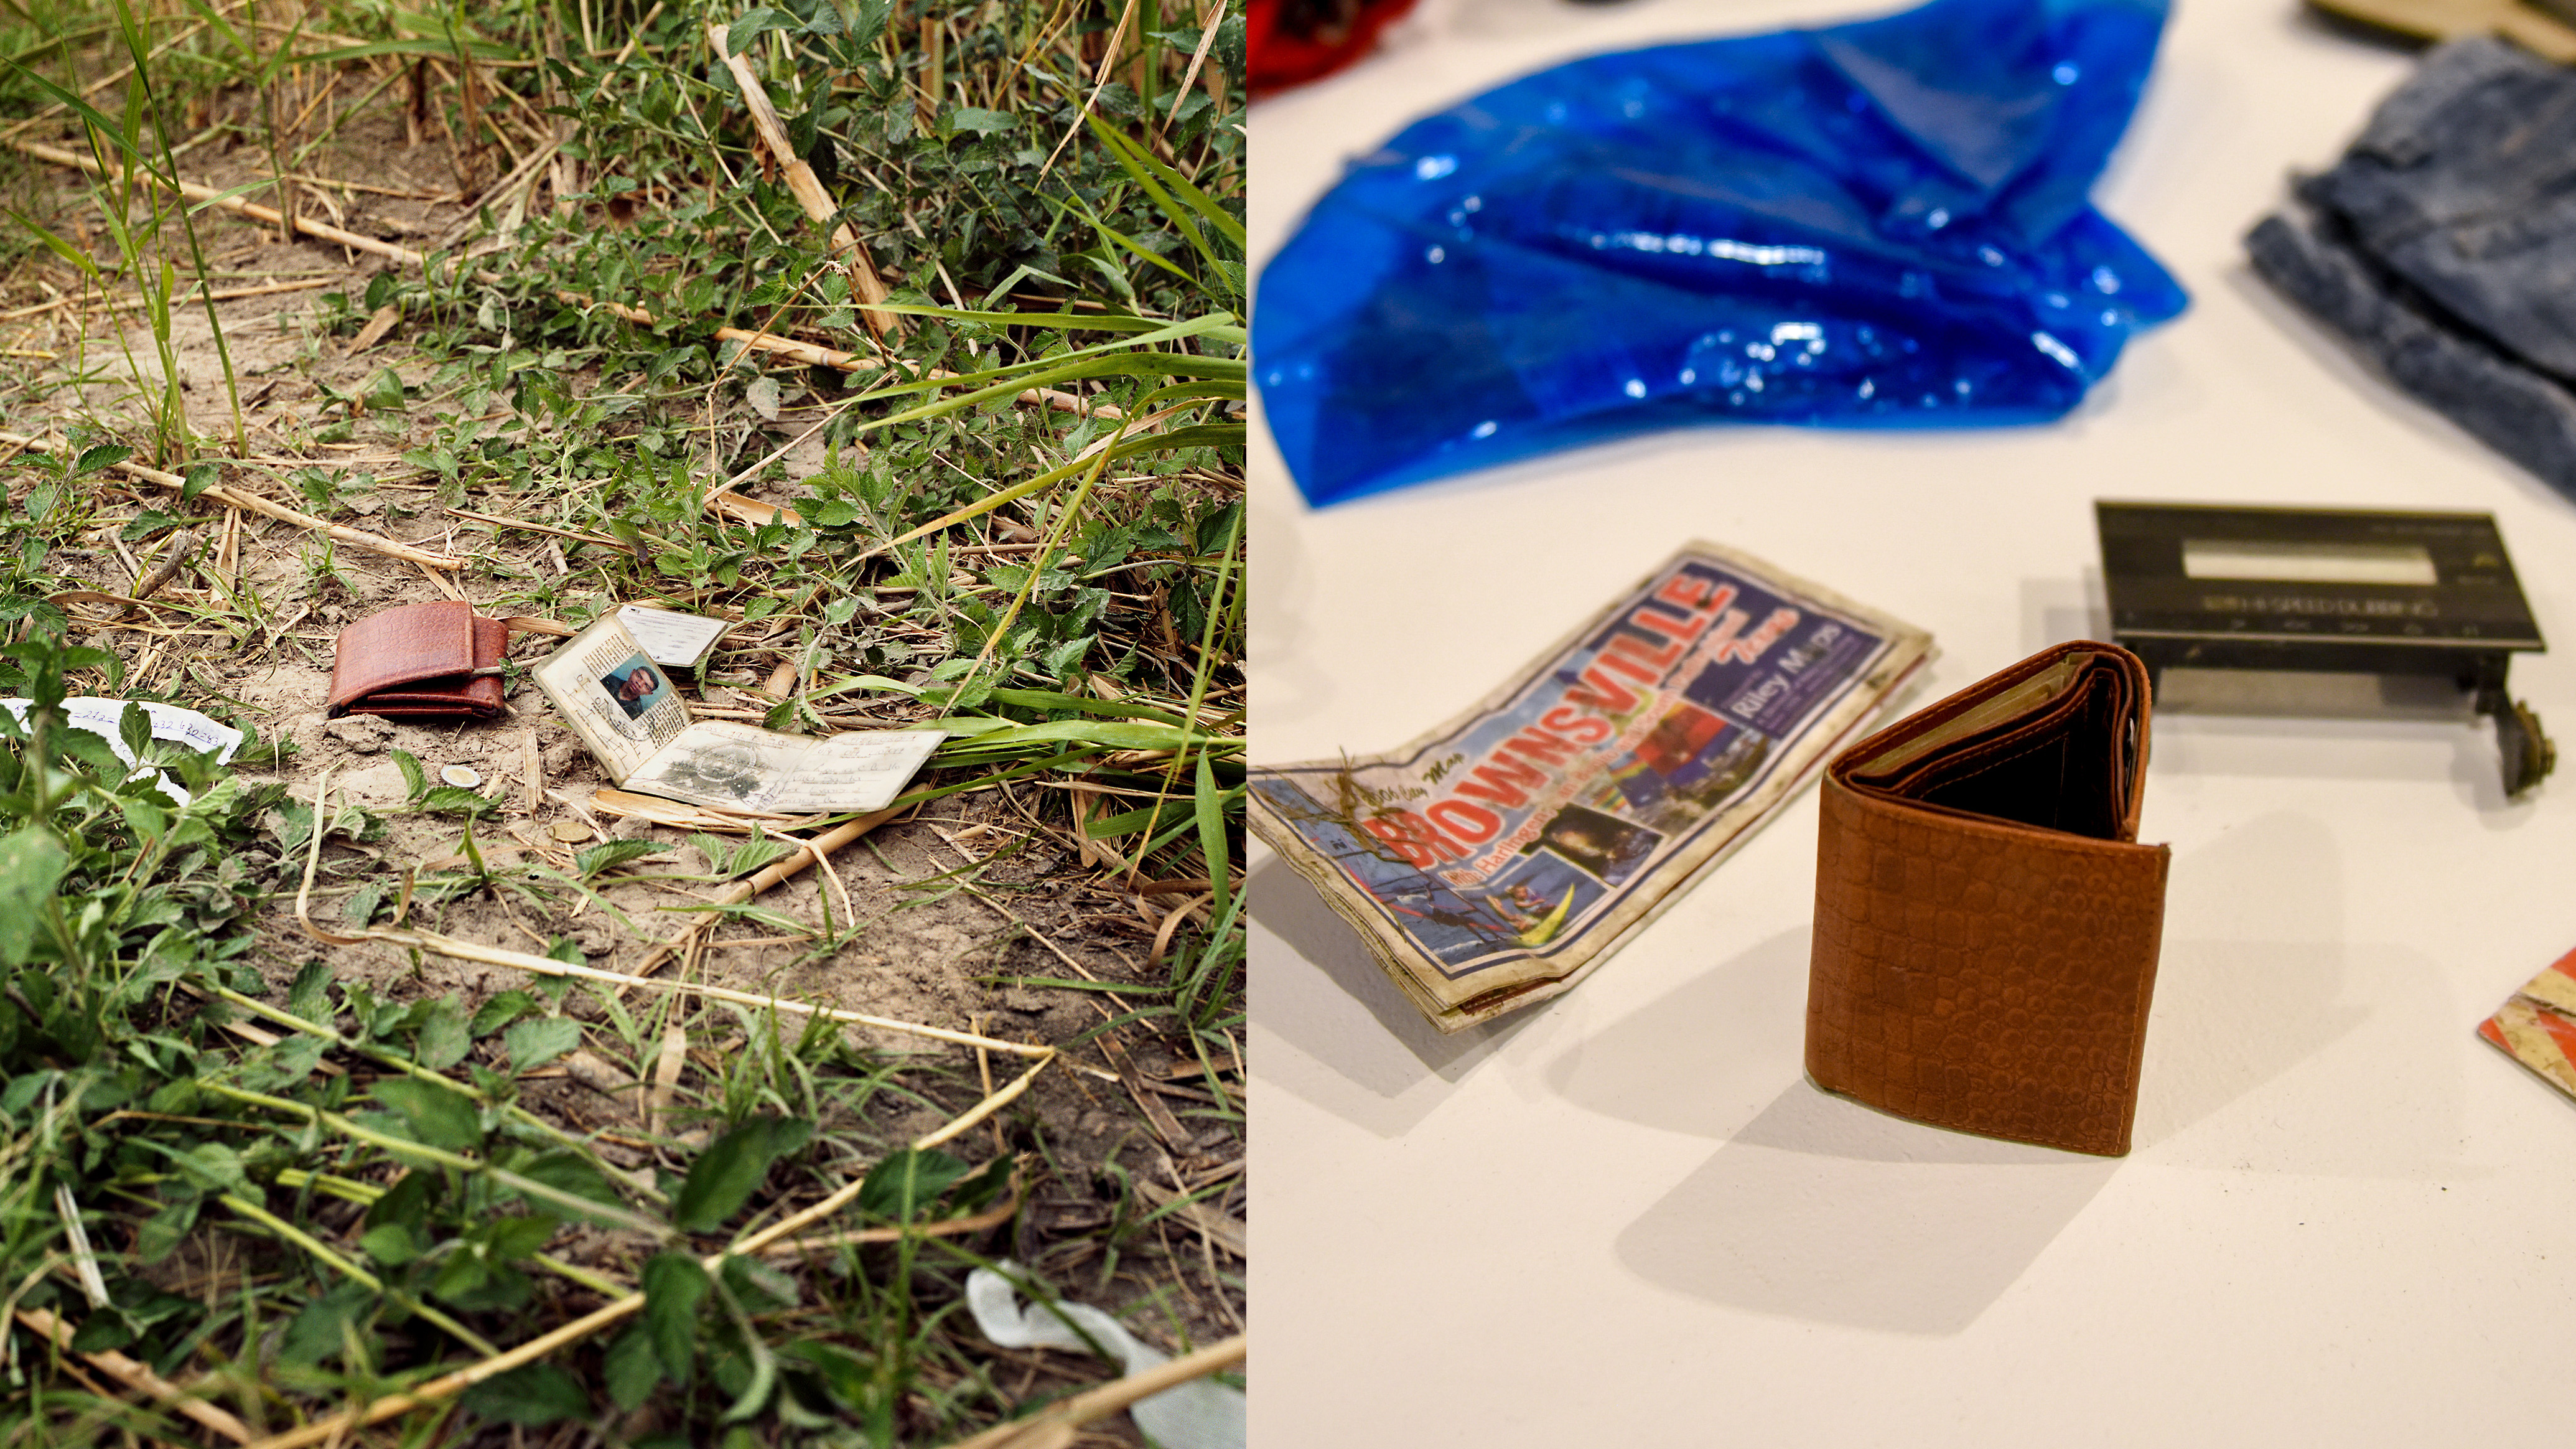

1805,641,2168,1156
327,601,510,720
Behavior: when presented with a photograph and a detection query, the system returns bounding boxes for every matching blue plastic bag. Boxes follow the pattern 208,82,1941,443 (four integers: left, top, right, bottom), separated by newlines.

1254,0,2187,506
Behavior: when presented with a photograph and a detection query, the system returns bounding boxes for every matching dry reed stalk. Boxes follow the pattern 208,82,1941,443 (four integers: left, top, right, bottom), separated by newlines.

0,275,335,322
584,787,824,832
1039,0,1140,178
12,1306,255,1445
1159,0,1228,143
0,428,464,571
627,800,908,975
760,1161,1026,1255
707,22,899,337
646,1019,688,1138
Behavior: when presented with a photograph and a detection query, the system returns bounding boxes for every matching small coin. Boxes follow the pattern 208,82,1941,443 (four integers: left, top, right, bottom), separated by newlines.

550,819,594,843
440,765,483,787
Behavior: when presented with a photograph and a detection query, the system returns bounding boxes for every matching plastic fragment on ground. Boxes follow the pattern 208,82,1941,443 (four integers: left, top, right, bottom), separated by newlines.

1254,0,2188,505
965,1264,1246,1449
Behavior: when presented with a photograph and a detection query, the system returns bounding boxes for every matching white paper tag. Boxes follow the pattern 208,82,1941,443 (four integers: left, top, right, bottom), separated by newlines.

2,698,245,805
614,606,729,668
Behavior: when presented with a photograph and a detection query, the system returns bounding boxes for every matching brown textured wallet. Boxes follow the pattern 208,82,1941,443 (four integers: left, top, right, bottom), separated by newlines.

327,601,510,720
1804,640,2169,1156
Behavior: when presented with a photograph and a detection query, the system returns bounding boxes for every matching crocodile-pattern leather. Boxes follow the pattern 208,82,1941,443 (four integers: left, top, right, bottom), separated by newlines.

327,601,510,720
1805,642,2169,1157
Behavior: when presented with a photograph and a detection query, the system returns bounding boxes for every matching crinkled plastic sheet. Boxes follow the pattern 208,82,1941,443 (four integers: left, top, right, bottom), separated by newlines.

1254,0,2187,507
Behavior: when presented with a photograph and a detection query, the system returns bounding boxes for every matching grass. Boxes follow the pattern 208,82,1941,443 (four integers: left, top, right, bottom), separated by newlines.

0,0,1244,1442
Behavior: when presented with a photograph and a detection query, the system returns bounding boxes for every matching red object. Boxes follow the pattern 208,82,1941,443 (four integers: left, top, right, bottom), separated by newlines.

1248,0,1421,96
1633,704,1727,778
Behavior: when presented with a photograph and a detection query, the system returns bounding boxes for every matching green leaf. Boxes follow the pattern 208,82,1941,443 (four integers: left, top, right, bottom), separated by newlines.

365,367,408,413
371,1077,483,1152
171,1142,256,1200
946,106,1015,135
417,785,498,816
948,1153,1017,1214
73,443,134,478
724,7,791,51
719,1329,781,1423
673,1117,806,1232
1197,751,1231,922
68,1316,133,1354
503,1017,581,1072
364,1165,439,1230
460,1363,590,1425
480,1214,559,1261
285,959,335,1023
469,989,539,1036
433,1253,533,1313
719,1253,799,1313
576,838,663,879
836,302,1175,332
643,1252,711,1381
1040,633,1093,680
415,999,472,1070
136,1200,197,1264
506,1150,625,1220
114,701,151,761
279,1282,376,1367
605,1325,661,1410
389,749,428,802
358,1222,427,1266
727,832,795,878
0,828,69,967
856,1147,969,1222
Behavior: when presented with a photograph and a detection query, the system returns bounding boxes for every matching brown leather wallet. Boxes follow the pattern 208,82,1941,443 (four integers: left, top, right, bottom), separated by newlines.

1804,640,2169,1156
327,600,510,720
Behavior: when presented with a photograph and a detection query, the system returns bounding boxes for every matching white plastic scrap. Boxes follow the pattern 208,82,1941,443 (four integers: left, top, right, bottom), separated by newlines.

966,1264,1245,1449
1,697,243,805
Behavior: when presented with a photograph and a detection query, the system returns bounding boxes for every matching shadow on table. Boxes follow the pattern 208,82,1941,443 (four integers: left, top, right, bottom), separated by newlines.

1250,857,1533,1133
1544,927,1811,1140
1615,1081,2119,1335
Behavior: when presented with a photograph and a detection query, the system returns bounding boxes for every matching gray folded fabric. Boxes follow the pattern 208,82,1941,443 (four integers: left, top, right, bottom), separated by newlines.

2247,36,2576,495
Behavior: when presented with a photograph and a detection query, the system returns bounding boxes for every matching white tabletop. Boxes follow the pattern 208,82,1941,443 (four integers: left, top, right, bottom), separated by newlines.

1248,1,2576,1443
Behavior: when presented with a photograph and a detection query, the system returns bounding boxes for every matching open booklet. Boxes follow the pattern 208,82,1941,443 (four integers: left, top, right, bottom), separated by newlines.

1251,540,1933,1033
533,614,943,815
